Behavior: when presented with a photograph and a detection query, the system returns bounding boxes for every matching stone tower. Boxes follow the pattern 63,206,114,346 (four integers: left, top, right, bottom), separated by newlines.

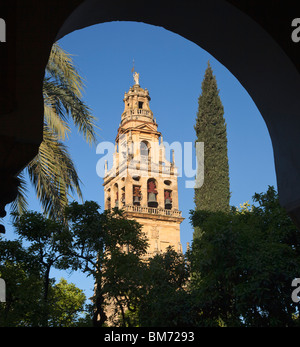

103,72,184,257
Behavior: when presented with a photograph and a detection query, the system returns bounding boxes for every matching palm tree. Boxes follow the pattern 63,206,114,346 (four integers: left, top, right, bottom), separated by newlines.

11,43,98,221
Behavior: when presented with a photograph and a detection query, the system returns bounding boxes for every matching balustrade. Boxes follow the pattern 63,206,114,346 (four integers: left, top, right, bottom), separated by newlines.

122,109,153,120
123,204,182,218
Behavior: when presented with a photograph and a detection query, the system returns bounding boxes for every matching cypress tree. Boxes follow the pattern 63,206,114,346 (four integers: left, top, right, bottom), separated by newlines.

193,62,230,239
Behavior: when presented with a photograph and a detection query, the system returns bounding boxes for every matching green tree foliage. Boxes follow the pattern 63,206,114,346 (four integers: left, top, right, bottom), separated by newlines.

64,201,148,327
0,239,43,326
3,187,298,327
0,238,86,327
194,62,230,239
136,247,196,327
47,278,87,327
190,186,300,326
12,211,72,323
3,212,76,326
0,202,148,327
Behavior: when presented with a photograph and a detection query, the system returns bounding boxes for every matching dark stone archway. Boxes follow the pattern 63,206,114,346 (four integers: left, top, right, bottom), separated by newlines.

1,0,300,230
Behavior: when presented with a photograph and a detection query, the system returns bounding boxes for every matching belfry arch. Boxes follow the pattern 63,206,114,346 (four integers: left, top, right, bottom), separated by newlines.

1,0,300,231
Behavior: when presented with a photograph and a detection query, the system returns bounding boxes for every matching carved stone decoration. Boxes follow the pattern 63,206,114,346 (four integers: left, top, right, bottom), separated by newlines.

151,226,159,239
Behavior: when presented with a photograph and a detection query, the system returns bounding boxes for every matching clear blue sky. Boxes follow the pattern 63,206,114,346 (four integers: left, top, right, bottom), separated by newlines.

3,21,277,301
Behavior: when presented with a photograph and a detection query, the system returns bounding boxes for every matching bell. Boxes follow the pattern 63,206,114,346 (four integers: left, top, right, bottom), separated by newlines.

133,196,140,205
165,198,172,210
148,192,158,208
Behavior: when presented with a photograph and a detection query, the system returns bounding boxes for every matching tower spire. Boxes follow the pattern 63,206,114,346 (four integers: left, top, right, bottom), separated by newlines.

104,79,184,258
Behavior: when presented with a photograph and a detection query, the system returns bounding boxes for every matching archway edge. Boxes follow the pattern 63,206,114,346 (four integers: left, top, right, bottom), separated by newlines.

56,0,300,223
1,0,300,231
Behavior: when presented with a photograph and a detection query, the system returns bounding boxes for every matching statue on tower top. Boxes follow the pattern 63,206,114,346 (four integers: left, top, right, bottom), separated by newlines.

133,71,139,85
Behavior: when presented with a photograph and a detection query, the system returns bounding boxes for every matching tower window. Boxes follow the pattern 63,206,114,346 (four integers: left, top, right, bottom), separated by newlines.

121,186,125,206
164,190,172,210
133,185,141,206
147,178,158,208
106,197,111,210
138,101,143,109
140,141,149,157
114,183,119,208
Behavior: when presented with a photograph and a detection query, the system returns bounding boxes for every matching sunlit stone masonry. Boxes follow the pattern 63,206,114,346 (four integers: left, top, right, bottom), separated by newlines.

103,72,184,258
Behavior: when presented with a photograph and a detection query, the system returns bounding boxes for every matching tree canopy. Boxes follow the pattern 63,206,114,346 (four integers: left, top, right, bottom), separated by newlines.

190,186,300,326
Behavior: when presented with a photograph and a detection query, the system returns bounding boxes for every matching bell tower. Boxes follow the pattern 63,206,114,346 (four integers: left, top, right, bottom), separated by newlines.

103,72,184,257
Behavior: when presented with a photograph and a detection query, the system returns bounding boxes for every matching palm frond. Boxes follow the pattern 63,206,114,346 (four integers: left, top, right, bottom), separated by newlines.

43,76,98,146
27,124,83,221
11,42,98,222
44,102,70,140
46,42,85,98
10,172,29,222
